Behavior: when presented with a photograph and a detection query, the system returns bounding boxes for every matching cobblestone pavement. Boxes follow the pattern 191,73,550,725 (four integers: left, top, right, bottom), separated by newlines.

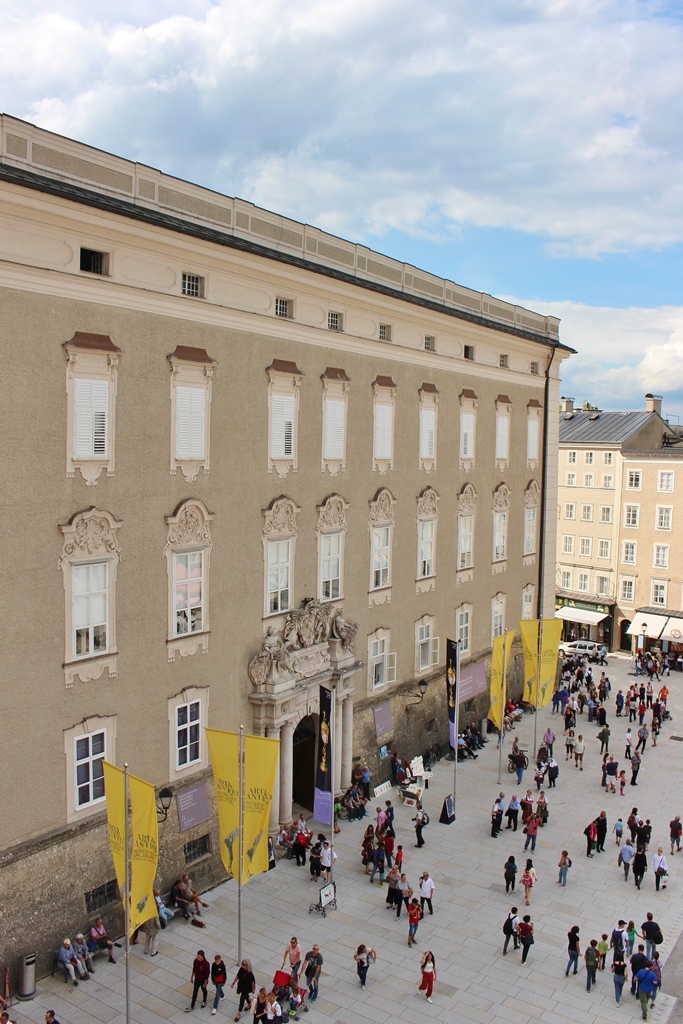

17,654,683,1024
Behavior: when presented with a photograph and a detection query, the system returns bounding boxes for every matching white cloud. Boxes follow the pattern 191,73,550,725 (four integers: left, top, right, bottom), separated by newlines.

2,0,683,255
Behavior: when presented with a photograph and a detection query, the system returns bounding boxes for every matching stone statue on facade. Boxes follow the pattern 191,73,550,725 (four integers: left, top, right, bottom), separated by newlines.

284,597,329,650
248,626,294,687
330,607,358,652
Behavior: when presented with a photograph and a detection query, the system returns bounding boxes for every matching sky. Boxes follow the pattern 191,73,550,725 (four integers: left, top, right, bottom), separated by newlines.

3,0,683,416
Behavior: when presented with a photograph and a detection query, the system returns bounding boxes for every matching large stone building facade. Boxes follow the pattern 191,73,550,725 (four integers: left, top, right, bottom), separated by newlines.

0,114,570,973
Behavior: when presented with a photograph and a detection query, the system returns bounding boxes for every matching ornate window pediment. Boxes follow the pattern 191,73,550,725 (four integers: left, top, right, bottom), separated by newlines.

164,500,214,662
316,494,349,604
416,487,439,594
368,489,396,606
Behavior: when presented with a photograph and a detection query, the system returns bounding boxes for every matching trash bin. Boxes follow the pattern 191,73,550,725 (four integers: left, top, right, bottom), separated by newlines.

17,953,36,1000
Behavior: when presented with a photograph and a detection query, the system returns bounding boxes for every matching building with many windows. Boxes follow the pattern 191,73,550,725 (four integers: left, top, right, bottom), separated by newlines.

0,114,571,969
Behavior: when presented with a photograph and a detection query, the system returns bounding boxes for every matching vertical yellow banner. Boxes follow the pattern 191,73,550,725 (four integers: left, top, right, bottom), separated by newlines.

242,735,280,883
488,633,505,731
538,618,563,707
518,619,539,705
129,774,158,934
206,729,240,880
102,762,126,905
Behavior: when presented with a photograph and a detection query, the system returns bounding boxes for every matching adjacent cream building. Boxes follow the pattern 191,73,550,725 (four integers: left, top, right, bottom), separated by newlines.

0,114,571,971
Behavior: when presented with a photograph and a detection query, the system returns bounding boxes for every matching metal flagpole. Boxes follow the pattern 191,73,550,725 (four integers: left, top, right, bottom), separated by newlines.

533,618,543,757
237,725,244,966
452,640,460,820
329,683,336,883
123,763,130,1024
496,636,509,785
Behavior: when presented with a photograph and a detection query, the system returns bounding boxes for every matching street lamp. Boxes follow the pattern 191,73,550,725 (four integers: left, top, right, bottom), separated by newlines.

156,787,173,822
405,678,429,711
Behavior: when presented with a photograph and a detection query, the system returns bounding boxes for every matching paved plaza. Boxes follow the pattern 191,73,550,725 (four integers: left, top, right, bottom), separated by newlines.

16,654,683,1024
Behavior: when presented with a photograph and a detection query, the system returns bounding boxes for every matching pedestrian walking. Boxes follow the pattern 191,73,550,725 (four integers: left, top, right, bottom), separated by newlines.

605,757,619,793
517,915,534,964
513,749,527,786
210,956,228,1016
574,735,586,769
598,724,610,754
669,816,682,854
641,913,662,960
543,727,556,757
418,951,436,1003
521,859,537,905
596,811,608,853
396,873,412,919
565,925,580,976
302,945,323,1002
504,855,518,893
407,898,421,946
584,818,597,857
565,729,576,761
353,944,376,991
502,907,520,954
620,839,635,879
653,848,669,891
630,750,642,785
585,940,599,991
612,955,628,1005
536,792,549,827
523,814,539,852
385,865,401,911
320,841,336,880
650,951,662,1010
491,794,504,837
281,937,303,981
619,771,627,795
635,725,649,753
557,850,571,887
419,872,435,915
625,728,633,758
520,790,534,824
252,988,268,1024
633,848,648,889
142,915,160,957
413,803,427,847
613,818,623,844
230,959,254,1020
185,950,211,1012
369,842,385,886
610,920,629,964
635,963,659,1021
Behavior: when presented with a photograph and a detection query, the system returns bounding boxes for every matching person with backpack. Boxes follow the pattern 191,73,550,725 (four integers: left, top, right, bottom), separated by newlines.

517,915,534,964
502,907,520,954
585,939,599,991
413,803,427,847
520,859,537,906
557,850,572,887
610,920,628,964
504,856,518,893
641,914,662,960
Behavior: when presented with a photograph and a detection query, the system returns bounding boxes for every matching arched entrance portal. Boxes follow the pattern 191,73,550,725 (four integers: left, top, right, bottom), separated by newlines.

292,715,318,811
620,619,632,651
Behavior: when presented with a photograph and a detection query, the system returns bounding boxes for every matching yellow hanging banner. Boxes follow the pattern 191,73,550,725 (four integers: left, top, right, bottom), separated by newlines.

518,619,539,705
102,762,126,905
538,618,563,707
242,735,280,883
206,729,240,880
488,631,514,730
129,774,159,934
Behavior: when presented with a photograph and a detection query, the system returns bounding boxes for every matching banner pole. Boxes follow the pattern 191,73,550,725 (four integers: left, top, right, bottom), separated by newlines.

533,618,543,757
497,636,510,785
452,640,460,820
124,763,130,1024
238,725,244,967
329,682,336,883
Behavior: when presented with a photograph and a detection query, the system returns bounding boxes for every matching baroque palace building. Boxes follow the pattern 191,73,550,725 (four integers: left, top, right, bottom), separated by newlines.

0,114,571,969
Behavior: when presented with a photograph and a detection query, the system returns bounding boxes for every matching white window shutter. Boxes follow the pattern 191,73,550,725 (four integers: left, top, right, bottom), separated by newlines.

374,403,393,459
420,408,435,459
324,398,345,459
74,379,108,458
176,386,194,459
496,414,509,459
461,412,474,458
527,417,539,461
189,388,206,459
430,636,440,666
385,652,397,684
272,394,295,458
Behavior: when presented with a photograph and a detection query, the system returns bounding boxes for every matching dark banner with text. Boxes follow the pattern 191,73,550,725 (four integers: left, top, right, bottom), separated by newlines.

446,638,458,748
313,686,333,826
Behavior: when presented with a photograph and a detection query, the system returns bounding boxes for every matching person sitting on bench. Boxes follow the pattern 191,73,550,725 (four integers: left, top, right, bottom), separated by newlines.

181,874,209,917
171,880,192,918
90,918,116,963
56,938,88,984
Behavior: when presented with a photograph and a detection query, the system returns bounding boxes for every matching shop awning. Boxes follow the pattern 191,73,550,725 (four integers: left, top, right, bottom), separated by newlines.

555,607,608,626
660,617,683,643
627,612,668,639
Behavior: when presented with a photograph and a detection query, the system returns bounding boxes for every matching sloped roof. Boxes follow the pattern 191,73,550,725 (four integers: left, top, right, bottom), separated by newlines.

559,410,655,444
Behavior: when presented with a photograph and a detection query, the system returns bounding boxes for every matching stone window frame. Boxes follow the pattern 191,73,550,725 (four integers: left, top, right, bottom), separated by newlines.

418,384,439,473
316,493,349,605
620,575,635,603
164,499,214,662
64,713,116,824
262,495,300,623
656,505,672,531
168,346,216,483
561,569,573,589
562,534,575,555
167,686,210,781
521,584,535,620
320,368,350,477
64,332,122,486
372,376,397,475
652,579,668,606
267,359,303,479
523,480,540,566
653,543,669,569
368,487,396,606
456,483,477,584
494,394,512,471
577,572,590,593
492,483,510,574
416,487,439,594
59,507,122,688
415,613,439,676
622,540,637,565
367,626,396,693
491,592,506,641
459,389,478,472
526,400,542,470
456,602,472,654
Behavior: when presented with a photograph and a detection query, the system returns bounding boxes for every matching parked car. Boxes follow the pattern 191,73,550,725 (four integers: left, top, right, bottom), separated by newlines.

558,639,599,662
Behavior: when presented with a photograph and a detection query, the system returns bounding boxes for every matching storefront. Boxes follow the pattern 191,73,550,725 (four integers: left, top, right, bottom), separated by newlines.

626,608,683,665
555,596,615,649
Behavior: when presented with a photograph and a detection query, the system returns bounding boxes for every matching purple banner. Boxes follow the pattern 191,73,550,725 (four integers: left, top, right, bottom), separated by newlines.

446,639,458,748
459,659,488,703
313,686,332,826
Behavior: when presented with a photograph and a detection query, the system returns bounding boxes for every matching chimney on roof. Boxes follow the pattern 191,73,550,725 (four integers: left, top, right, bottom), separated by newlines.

560,396,574,413
645,393,662,416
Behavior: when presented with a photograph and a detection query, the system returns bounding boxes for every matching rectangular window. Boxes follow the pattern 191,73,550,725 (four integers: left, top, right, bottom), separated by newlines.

492,596,505,638
463,345,475,361
564,503,575,520
659,471,674,492
84,879,118,915
267,539,291,613
524,508,537,555
275,297,292,318
174,552,203,635
418,623,432,672
371,526,390,589
458,515,473,569
581,504,593,522
578,572,589,592
562,534,574,555
584,474,594,487
626,503,641,526
370,637,395,687
604,452,613,465
654,544,669,568
424,335,436,352
175,385,206,460
418,519,435,578
657,506,672,530
527,418,539,462
622,541,636,564
530,361,539,375
323,398,345,460
495,414,509,460
600,505,612,523
499,354,509,368
184,834,211,864
567,451,577,464
566,473,576,486
176,700,200,768
627,470,642,490
80,247,108,275
379,323,392,341
75,730,106,807
73,562,108,658
493,511,507,562
597,576,609,596
460,411,475,459
181,272,203,297
74,379,108,458
580,536,592,556
585,451,594,465
561,570,572,589
457,607,470,652
320,532,341,600
602,475,613,489
419,407,436,460
621,576,634,602
327,310,343,331
598,539,610,559
653,581,667,606
374,403,393,460
522,587,534,619
271,393,295,459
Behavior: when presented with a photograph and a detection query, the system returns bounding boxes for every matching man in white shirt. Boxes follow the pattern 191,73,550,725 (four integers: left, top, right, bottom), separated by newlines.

320,841,337,880
419,872,435,915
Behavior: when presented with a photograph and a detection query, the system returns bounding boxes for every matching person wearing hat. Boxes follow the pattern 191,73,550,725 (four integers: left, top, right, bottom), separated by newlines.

56,938,87,984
